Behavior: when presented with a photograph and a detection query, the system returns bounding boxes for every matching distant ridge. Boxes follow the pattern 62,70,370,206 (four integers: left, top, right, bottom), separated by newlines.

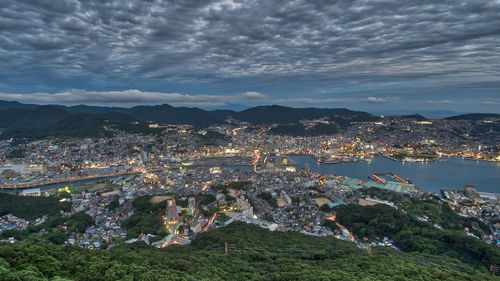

0,101,378,126
445,113,500,121
371,109,467,119
233,105,377,125
0,100,496,124
388,114,427,121
0,100,38,111
0,105,155,140
0,100,497,139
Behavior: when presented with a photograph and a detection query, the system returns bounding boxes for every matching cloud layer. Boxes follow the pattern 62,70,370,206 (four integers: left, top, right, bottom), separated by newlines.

0,0,499,111
0,90,267,107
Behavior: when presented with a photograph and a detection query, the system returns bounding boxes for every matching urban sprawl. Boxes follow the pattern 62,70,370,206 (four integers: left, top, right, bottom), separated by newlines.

1,116,499,250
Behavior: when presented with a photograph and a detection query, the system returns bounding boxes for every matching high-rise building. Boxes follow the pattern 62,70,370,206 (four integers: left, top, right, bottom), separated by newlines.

166,199,179,224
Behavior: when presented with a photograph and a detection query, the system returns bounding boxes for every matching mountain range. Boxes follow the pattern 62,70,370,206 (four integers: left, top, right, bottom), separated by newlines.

0,101,380,126
0,100,498,140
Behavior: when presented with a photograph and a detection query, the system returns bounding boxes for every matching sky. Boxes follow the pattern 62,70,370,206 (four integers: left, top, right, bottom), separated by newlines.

0,0,499,113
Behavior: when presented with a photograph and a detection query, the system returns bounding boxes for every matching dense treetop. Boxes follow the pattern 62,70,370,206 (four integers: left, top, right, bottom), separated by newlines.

0,222,497,281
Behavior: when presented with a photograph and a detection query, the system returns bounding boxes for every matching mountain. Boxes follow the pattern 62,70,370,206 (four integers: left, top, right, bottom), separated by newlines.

0,106,157,140
1,188,499,280
0,222,496,280
0,103,372,139
371,109,468,119
0,100,497,139
0,100,38,111
67,104,377,126
0,101,379,127
233,105,377,125
0,100,496,124
200,103,250,111
387,114,427,121
64,104,128,114
445,113,500,121
62,104,223,125
126,104,222,125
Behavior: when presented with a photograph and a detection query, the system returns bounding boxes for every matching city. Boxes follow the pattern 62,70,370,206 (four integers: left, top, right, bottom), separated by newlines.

1,0,500,280
1,115,499,252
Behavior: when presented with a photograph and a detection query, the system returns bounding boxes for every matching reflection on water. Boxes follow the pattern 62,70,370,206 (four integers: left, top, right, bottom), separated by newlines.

291,156,500,194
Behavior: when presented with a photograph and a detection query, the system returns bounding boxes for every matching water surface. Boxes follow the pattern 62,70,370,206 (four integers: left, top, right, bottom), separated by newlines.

291,156,500,194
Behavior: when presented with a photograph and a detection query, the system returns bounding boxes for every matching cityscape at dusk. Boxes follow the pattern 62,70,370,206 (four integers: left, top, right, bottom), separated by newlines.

0,1,499,280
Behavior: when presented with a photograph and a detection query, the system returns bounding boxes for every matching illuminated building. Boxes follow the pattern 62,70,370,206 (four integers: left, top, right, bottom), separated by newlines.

165,199,179,224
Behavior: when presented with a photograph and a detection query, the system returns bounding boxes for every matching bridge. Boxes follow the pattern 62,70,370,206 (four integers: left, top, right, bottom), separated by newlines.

0,170,143,190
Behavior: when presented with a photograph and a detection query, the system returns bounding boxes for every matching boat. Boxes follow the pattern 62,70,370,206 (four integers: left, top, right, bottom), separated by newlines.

319,159,341,164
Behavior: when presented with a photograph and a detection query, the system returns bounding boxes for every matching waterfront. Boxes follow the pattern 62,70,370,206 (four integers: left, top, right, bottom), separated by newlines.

3,165,253,195
291,156,500,194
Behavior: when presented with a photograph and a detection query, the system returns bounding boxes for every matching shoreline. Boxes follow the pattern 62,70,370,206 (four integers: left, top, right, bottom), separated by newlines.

288,154,500,194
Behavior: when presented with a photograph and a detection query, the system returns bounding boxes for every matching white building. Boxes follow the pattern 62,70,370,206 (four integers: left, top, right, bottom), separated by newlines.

21,188,41,197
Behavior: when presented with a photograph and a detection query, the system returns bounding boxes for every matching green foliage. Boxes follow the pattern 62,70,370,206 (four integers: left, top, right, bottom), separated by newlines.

438,203,491,235
262,213,274,222
108,197,119,211
353,188,492,236
213,181,251,195
335,204,417,239
319,204,334,212
258,192,278,208
131,196,155,212
334,203,500,270
197,195,216,206
197,130,229,145
0,193,70,220
0,106,163,140
175,196,188,208
200,206,218,219
121,196,166,238
65,212,93,234
5,148,26,159
46,229,69,245
0,211,92,243
0,222,495,280
217,213,231,223
398,196,492,235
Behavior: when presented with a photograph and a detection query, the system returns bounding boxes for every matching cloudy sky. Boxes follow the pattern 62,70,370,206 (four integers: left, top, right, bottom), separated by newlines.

0,0,499,113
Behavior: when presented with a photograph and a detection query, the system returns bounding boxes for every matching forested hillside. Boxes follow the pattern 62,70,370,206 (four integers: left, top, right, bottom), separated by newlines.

0,222,497,280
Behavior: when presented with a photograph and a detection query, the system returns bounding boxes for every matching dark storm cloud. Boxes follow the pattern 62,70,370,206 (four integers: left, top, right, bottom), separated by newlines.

0,0,499,109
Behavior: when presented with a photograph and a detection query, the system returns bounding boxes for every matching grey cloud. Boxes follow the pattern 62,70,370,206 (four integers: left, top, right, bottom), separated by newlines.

19,0,79,13
427,100,454,104
366,97,399,104
22,35,65,50
482,101,499,105
59,17,88,32
0,0,498,98
0,90,267,106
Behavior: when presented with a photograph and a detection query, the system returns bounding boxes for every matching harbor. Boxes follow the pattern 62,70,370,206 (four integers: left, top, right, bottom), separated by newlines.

290,155,500,194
